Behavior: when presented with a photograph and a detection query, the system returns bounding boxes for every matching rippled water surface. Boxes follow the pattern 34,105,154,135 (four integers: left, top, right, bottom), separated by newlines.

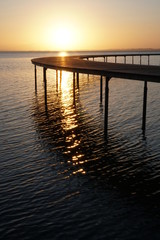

0,51,160,240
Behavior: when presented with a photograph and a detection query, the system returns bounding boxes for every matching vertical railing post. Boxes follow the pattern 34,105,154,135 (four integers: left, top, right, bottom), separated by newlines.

35,65,37,92
142,81,148,135
148,55,150,65
100,75,103,103
132,56,134,64
124,56,126,64
104,77,110,138
140,55,142,65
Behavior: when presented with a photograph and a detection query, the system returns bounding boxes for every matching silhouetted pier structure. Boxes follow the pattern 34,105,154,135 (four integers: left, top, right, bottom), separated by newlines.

31,53,160,138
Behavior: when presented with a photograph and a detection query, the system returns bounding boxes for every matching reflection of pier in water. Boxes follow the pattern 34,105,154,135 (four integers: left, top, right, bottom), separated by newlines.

32,53,160,138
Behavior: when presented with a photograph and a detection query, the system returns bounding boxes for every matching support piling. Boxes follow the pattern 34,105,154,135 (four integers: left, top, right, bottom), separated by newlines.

60,70,62,85
142,81,148,135
35,65,37,92
43,67,47,106
104,77,110,138
56,70,58,91
77,72,79,89
73,72,76,106
100,75,103,103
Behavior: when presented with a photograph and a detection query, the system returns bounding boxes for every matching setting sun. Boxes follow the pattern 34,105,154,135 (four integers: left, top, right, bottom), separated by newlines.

44,23,79,51
44,24,76,51
55,27,72,49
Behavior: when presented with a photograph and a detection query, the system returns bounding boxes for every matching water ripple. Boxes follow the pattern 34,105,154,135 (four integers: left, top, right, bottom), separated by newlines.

1,54,160,239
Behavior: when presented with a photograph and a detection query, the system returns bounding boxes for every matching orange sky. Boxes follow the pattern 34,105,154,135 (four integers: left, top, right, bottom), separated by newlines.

1,0,160,51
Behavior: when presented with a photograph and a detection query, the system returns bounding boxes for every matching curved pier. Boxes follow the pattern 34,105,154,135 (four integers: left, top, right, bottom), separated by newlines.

31,54,160,138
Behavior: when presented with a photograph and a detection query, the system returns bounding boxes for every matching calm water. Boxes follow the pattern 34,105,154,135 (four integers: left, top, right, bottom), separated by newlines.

0,51,160,240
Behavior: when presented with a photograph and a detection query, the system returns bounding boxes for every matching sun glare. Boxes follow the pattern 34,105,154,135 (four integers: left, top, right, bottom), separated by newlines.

58,51,68,56
53,26,73,50
44,22,82,51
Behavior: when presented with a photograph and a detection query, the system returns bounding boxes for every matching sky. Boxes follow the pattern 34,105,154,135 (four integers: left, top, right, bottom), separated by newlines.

1,0,160,51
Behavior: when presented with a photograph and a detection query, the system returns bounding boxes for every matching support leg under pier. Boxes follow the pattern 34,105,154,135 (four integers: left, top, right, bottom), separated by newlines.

104,77,110,138
73,72,76,106
77,72,79,89
100,75,103,103
35,65,37,92
43,67,47,106
142,81,148,135
56,70,58,91
60,70,62,88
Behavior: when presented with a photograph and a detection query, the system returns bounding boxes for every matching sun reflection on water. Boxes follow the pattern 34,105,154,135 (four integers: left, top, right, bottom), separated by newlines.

58,51,68,57
73,168,86,175
58,71,86,174
60,71,78,131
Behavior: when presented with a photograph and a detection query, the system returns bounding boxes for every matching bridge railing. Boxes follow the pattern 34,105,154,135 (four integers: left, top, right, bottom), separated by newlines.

82,53,160,66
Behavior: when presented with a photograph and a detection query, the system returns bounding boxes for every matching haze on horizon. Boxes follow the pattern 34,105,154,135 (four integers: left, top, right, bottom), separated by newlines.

1,0,160,51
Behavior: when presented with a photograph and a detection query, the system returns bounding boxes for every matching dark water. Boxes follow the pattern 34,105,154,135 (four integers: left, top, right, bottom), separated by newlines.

0,51,160,240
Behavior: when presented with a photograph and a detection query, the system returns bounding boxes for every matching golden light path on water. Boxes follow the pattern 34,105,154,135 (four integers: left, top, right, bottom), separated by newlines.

58,70,86,175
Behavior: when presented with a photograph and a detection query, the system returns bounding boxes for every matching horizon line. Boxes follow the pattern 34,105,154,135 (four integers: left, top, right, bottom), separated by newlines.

1,48,160,53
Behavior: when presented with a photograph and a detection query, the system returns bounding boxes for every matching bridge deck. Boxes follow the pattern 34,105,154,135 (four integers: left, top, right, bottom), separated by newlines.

31,56,160,83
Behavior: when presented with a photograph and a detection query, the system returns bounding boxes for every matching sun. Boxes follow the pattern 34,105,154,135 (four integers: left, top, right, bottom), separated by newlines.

56,28,71,47
53,26,73,50
44,23,80,51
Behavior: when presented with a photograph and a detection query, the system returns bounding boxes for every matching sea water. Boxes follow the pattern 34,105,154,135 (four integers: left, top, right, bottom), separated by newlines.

0,51,160,239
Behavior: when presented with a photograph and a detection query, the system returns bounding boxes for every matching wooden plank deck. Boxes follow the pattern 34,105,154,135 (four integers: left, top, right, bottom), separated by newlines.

31,56,160,83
